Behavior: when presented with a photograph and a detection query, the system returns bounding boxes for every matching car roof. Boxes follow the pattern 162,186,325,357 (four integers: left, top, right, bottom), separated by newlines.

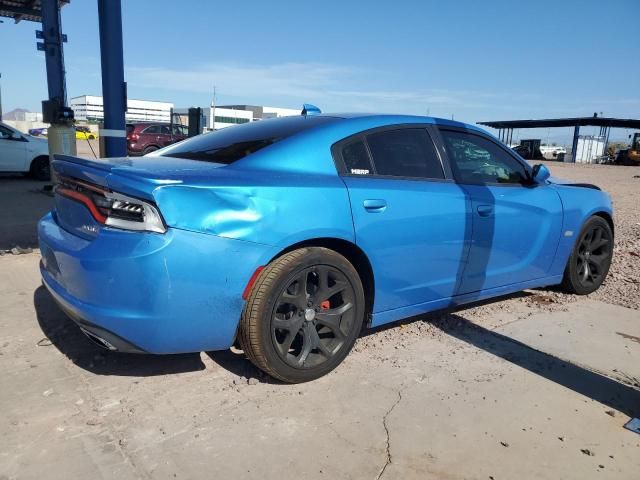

319,112,486,134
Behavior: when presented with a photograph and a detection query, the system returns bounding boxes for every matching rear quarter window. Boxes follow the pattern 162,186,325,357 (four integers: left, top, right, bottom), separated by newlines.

342,140,373,175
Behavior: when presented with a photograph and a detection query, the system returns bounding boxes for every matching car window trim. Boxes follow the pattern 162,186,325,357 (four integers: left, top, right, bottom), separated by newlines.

436,125,534,187
331,123,454,183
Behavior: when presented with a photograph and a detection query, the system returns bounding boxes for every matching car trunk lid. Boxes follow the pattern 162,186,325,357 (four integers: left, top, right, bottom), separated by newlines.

51,154,226,239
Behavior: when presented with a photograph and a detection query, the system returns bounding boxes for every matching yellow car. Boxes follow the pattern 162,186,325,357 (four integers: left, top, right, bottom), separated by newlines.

75,126,97,140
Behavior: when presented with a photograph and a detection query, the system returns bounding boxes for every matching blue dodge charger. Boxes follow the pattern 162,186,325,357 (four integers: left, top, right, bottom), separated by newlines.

38,109,614,382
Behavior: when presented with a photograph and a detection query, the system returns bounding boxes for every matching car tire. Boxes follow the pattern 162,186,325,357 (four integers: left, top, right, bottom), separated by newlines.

29,156,51,181
561,216,613,295
239,247,366,383
142,146,158,155
88,134,96,140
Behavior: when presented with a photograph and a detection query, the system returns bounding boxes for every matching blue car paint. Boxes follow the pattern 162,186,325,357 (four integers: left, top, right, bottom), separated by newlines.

458,183,564,292
39,211,279,353
38,113,613,354
343,176,471,312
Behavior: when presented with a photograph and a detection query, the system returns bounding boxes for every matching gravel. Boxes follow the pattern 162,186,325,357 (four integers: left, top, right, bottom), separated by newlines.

543,162,640,310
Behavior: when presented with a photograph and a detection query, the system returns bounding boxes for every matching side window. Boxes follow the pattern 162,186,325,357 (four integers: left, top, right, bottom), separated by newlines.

159,125,172,135
0,125,13,139
341,139,373,175
172,125,188,136
440,130,529,185
366,128,444,179
143,125,161,134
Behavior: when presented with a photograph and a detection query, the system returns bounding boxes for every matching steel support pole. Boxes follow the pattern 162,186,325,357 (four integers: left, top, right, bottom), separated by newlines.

41,0,75,181
41,0,66,106
571,125,580,163
97,0,127,157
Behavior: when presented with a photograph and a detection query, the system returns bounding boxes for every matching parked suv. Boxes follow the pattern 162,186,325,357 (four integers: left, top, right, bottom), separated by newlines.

126,122,188,156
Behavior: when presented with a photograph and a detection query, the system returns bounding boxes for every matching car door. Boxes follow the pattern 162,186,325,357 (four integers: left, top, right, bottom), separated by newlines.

334,126,472,321
437,127,563,294
171,124,187,145
158,125,174,147
140,125,163,149
0,124,27,172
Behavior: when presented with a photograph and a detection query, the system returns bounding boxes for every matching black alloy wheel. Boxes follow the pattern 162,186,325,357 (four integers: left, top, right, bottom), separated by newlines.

561,216,613,295
271,265,355,369
239,247,365,383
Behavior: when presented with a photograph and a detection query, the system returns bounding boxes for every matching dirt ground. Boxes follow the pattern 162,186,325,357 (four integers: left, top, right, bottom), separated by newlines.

1,161,639,479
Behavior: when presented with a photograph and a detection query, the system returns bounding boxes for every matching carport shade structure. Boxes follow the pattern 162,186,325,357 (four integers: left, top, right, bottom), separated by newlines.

0,0,69,23
478,116,640,161
1,0,128,158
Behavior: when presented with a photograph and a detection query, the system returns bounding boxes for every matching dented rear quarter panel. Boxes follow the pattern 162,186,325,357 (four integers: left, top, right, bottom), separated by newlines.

152,170,355,247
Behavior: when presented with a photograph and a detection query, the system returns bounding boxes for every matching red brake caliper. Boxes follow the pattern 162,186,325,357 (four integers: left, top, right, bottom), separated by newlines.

320,300,330,310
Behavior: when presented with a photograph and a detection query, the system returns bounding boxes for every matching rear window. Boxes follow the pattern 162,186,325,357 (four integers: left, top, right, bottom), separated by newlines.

158,115,338,164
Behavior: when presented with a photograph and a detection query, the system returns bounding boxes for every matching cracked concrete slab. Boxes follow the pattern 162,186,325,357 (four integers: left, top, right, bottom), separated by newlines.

1,253,639,480
494,299,640,385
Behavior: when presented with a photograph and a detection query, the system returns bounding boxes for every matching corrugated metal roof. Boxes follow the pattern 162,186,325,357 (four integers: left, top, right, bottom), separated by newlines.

0,0,69,23
478,117,640,130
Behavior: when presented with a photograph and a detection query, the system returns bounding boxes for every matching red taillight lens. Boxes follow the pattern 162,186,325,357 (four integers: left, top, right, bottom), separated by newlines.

128,133,139,142
55,177,166,233
56,187,107,224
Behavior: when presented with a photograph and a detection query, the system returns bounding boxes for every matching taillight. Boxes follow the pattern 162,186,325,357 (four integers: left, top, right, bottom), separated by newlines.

56,177,166,233
128,133,139,142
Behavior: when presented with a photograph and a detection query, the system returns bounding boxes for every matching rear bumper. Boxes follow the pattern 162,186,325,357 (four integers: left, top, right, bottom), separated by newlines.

38,212,278,354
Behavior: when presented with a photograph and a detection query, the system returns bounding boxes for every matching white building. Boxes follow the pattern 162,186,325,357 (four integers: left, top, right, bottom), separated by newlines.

209,107,253,130
70,95,174,123
174,104,301,132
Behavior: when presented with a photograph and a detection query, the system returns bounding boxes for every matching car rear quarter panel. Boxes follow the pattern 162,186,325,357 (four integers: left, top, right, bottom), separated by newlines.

152,170,355,248
548,184,614,276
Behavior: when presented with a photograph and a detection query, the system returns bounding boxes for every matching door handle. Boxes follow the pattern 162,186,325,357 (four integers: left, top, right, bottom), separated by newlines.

476,204,494,217
363,199,387,213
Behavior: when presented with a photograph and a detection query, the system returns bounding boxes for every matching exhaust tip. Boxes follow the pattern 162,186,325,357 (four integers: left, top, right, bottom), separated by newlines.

80,328,117,351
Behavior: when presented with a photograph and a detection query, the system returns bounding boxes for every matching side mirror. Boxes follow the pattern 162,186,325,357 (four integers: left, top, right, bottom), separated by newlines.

532,163,550,183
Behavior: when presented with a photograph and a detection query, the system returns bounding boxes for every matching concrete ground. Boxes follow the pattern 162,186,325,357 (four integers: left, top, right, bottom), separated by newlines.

0,161,639,479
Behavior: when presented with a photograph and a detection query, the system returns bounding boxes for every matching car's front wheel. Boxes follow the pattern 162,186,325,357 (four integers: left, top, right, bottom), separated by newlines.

239,247,365,383
561,216,613,295
30,156,51,181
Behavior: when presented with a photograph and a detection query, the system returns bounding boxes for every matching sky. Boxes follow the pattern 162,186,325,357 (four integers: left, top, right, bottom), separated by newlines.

1,0,639,144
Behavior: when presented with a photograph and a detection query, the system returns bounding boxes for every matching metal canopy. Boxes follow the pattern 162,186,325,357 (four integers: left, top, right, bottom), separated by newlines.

0,0,68,23
478,116,640,130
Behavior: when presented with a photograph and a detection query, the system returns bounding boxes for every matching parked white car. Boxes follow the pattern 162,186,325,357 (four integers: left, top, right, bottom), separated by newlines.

540,145,567,161
0,122,50,180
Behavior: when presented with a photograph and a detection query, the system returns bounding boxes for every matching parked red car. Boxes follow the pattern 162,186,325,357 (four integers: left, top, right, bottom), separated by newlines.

126,122,188,156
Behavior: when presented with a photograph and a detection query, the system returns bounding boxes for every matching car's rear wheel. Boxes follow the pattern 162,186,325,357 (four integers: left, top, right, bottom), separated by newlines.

142,146,158,155
561,216,613,295
239,247,365,383
30,156,51,181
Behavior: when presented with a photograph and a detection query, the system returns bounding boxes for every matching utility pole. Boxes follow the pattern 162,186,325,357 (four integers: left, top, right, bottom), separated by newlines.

209,85,216,131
